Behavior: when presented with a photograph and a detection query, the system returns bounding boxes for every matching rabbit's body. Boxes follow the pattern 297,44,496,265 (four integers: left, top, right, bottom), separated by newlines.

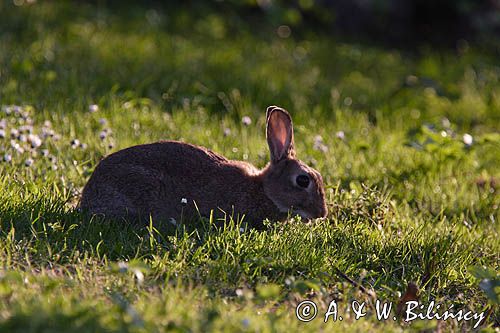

80,106,328,227
80,141,285,226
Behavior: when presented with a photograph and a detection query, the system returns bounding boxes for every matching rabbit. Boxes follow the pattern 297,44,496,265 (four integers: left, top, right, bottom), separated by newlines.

79,106,328,228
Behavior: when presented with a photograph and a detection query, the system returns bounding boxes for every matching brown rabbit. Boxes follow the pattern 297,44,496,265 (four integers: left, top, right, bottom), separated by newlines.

80,106,327,228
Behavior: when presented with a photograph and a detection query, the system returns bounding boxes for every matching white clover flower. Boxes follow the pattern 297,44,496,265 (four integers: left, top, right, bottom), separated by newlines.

10,128,19,139
336,131,345,140
41,127,54,138
11,140,24,154
0,129,5,139
134,269,144,284
313,143,328,152
463,133,473,146
181,198,188,205
28,134,42,148
12,105,22,115
89,104,99,113
117,261,128,273
19,125,33,134
24,158,34,167
241,116,252,126
441,117,451,128
313,135,323,143
3,154,12,162
313,135,328,152
70,139,80,148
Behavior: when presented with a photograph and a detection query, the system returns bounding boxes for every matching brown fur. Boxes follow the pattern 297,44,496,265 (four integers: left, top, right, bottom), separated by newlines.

79,106,327,228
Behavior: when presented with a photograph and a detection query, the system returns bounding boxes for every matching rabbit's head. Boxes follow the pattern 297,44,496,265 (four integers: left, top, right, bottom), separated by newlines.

262,106,328,220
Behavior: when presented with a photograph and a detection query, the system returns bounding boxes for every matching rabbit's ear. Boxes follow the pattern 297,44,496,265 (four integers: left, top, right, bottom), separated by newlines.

266,106,295,163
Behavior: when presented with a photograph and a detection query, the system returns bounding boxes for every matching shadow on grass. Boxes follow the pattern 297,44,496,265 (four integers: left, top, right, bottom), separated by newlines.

0,196,251,263
0,197,173,261
0,195,486,301
0,309,113,333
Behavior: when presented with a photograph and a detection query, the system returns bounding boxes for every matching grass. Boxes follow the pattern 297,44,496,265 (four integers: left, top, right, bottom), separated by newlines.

0,1,499,332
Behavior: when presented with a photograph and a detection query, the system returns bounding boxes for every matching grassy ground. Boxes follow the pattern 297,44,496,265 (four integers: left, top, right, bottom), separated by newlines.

0,2,499,332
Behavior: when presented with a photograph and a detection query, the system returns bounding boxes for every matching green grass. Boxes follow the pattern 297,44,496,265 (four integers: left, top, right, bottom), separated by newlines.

0,1,499,332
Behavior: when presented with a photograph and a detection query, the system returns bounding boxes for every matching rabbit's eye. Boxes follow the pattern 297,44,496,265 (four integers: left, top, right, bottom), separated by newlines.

296,175,310,188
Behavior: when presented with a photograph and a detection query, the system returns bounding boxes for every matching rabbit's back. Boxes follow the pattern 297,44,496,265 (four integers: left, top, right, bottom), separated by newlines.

80,141,280,224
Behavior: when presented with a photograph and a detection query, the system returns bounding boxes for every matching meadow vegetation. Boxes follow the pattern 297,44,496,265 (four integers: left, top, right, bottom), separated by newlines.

0,1,499,332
